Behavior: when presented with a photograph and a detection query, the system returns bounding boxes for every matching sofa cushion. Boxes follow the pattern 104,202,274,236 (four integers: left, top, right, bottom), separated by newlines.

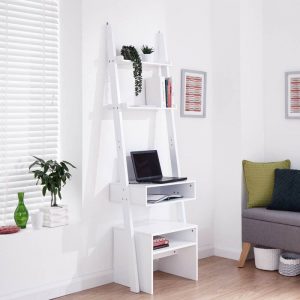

243,208,300,227
268,169,300,212
243,160,291,208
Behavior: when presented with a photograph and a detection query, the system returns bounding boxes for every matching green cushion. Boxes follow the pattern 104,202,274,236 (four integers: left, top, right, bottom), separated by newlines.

243,160,291,208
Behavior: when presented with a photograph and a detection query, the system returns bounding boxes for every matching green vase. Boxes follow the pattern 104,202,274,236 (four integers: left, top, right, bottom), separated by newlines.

14,192,29,229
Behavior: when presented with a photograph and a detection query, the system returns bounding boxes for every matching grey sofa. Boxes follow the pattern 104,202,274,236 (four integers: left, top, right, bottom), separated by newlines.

239,206,300,267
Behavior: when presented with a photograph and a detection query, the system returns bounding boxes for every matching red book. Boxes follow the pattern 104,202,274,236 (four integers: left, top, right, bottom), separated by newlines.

153,240,169,247
167,78,172,107
153,235,166,243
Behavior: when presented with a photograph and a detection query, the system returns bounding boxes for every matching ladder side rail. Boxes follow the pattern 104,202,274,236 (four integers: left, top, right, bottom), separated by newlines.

106,23,140,293
157,31,187,223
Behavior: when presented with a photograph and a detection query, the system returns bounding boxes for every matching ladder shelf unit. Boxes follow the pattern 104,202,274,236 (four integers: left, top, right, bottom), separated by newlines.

106,23,198,294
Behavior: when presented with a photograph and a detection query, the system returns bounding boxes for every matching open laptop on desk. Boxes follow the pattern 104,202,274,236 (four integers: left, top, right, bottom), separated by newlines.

130,150,187,184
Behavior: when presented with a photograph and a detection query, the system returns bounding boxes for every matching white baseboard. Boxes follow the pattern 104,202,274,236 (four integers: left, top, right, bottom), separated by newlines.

198,246,214,259
0,269,113,300
214,247,240,260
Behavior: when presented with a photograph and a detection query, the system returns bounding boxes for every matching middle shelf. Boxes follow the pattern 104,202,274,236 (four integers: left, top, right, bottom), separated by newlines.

110,180,196,206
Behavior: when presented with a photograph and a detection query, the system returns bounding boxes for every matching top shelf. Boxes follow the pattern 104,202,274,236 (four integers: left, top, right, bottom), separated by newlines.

115,56,172,67
105,103,176,111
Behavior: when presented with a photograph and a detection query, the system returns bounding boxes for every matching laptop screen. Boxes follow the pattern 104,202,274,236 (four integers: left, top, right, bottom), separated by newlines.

131,150,162,181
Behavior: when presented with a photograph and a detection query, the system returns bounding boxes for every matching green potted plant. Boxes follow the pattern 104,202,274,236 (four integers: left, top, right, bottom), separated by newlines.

121,45,142,96
141,45,154,62
29,156,76,227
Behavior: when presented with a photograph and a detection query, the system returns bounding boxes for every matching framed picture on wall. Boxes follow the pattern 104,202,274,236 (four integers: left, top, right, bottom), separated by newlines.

181,69,206,118
286,71,300,119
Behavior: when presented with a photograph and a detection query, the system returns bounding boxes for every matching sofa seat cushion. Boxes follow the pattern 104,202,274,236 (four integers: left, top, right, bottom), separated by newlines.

243,208,300,227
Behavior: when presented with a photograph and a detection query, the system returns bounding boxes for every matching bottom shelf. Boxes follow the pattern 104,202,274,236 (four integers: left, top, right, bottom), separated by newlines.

114,221,198,294
153,240,196,259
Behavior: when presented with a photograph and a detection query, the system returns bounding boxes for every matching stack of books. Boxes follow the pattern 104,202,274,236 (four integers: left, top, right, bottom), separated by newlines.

165,77,172,108
153,235,169,250
40,206,68,227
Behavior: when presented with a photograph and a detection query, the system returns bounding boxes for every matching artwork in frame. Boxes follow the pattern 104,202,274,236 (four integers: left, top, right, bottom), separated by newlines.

181,69,206,118
286,72,300,119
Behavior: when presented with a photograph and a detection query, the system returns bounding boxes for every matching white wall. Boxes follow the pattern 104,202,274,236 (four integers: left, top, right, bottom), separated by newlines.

263,0,300,168
164,0,214,256
211,0,243,259
240,0,265,163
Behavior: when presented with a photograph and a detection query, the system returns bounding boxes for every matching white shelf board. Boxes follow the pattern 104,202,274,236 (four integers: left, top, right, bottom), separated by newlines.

147,197,195,206
124,220,197,236
153,240,196,259
129,179,195,188
116,57,172,67
105,103,176,111
114,220,196,236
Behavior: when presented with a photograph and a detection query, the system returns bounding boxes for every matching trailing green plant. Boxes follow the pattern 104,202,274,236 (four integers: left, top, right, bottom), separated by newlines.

29,156,76,207
120,45,142,96
141,45,154,54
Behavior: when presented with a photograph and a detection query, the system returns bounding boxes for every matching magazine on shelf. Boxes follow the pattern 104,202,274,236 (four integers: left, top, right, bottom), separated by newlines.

147,194,183,204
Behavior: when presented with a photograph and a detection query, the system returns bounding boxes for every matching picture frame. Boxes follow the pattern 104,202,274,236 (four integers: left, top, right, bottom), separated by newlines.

181,69,206,118
285,71,300,119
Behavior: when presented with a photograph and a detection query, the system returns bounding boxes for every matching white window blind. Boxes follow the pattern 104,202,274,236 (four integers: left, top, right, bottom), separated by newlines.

0,0,59,225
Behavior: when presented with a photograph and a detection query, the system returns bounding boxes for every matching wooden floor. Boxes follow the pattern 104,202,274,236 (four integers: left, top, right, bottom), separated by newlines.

56,257,300,300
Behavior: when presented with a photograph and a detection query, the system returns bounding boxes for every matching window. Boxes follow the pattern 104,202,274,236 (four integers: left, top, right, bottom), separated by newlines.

0,0,59,225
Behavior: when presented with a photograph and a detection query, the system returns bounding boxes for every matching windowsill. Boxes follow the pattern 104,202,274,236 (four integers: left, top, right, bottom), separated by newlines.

0,222,80,240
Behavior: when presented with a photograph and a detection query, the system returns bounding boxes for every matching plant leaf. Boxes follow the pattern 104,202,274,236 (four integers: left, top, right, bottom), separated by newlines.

62,160,76,169
29,161,39,170
33,156,45,164
42,185,47,196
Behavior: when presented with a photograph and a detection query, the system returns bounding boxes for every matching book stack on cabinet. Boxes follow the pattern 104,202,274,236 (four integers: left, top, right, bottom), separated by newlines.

153,235,169,250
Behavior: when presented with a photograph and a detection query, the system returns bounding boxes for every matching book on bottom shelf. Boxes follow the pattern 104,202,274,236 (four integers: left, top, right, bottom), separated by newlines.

153,244,169,250
153,235,169,250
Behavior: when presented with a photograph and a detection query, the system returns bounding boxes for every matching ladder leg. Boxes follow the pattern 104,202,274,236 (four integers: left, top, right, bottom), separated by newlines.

158,32,186,224
106,22,140,293
122,201,140,293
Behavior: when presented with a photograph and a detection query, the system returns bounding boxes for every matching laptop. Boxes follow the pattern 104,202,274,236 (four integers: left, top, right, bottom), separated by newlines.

130,150,187,184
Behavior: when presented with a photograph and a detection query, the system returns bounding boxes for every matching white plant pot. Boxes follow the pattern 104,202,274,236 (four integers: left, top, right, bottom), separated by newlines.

254,246,281,271
143,53,154,62
40,205,68,228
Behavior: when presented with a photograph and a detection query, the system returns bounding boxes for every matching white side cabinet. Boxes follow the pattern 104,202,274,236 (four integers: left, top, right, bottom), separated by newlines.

114,221,198,294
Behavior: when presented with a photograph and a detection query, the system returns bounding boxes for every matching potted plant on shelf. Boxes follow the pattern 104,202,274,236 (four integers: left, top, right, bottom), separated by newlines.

29,156,76,227
141,45,154,62
120,45,142,96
